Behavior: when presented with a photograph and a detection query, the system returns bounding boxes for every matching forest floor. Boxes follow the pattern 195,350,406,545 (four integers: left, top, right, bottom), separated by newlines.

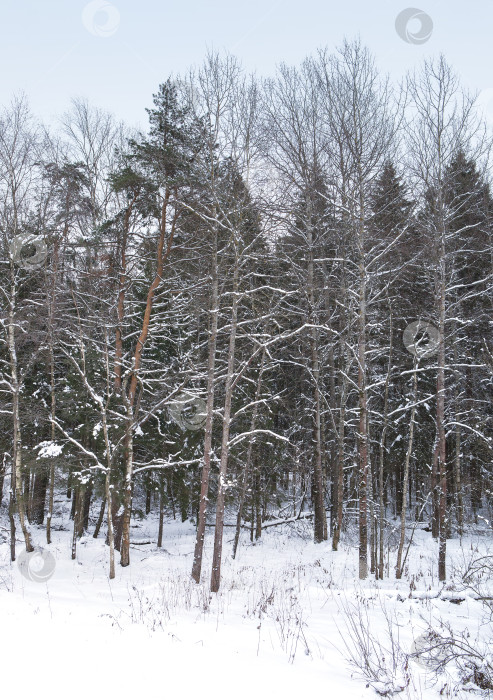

0,499,492,699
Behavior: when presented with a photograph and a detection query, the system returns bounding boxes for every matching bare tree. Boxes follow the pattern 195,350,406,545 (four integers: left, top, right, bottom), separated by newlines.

406,55,485,580
316,40,398,578
0,96,44,556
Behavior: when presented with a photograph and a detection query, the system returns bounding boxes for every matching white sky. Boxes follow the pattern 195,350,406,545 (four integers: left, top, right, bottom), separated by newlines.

1,0,492,130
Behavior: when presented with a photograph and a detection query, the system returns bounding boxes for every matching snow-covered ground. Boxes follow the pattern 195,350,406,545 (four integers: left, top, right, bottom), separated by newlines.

1,502,492,699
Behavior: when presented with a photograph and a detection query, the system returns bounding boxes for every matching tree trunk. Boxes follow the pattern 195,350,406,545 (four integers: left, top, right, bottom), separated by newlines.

30,466,48,525
453,341,463,536
437,224,447,582
431,441,439,538
357,259,369,580
119,192,175,568
311,327,327,543
332,336,348,551
93,498,106,538
9,489,16,562
157,477,165,548
0,456,5,506
191,227,218,583
82,482,92,532
307,221,327,543
255,465,262,540
232,347,266,559
46,237,60,545
378,311,393,579
71,486,81,560
8,287,33,553
396,363,418,578
105,477,115,579
210,263,239,593
145,487,151,515
120,414,134,567
108,493,123,552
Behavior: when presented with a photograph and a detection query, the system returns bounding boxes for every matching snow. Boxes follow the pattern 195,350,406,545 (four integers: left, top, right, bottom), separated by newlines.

36,441,63,459
0,502,491,699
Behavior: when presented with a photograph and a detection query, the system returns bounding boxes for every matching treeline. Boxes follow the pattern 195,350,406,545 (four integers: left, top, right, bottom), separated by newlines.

0,41,492,588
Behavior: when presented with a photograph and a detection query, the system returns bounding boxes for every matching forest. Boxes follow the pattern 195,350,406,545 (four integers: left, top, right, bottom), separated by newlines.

0,39,492,610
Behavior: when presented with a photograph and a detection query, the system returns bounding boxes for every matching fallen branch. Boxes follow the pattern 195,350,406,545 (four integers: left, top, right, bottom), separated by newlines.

203,510,315,530
260,511,314,529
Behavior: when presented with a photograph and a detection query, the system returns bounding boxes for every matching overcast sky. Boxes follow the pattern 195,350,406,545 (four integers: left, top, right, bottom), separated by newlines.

1,0,492,130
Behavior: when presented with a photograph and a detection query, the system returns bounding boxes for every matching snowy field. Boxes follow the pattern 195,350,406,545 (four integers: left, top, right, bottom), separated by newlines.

1,502,492,699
